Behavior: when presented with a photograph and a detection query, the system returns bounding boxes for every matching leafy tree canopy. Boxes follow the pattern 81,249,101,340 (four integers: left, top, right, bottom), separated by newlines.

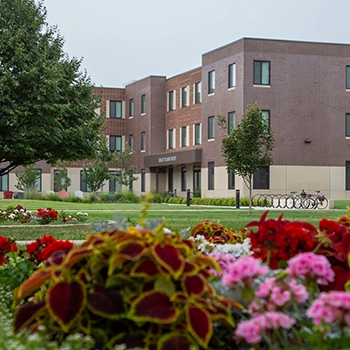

218,102,274,213
0,0,105,176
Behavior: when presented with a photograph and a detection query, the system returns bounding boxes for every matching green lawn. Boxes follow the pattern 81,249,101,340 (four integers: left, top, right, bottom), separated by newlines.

0,199,348,241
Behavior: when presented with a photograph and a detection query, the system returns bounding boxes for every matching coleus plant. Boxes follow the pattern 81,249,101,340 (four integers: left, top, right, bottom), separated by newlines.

190,220,248,244
13,213,242,349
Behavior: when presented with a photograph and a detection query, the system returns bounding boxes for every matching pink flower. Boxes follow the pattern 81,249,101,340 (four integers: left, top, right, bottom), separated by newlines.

287,252,334,285
221,256,269,287
209,253,236,276
306,291,350,326
235,311,296,344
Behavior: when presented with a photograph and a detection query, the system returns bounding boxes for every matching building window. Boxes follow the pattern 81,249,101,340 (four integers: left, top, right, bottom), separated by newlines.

168,167,173,191
228,112,235,134
141,94,146,114
80,170,91,192
129,99,134,117
181,167,186,191
346,114,350,137
128,134,134,151
254,60,270,85
141,132,146,151
346,162,350,190
262,110,270,128
141,169,146,192
168,90,175,111
228,170,235,189
228,63,236,88
194,82,201,104
110,135,122,152
181,126,187,147
0,171,9,191
193,166,201,190
208,116,215,139
194,123,201,145
208,162,214,190
181,86,188,108
347,66,350,89
253,165,270,189
27,169,41,191
110,100,122,119
168,129,174,149
109,171,121,193
208,70,215,94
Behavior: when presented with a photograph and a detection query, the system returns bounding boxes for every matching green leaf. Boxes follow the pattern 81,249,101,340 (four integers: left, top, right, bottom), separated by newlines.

154,274,176,295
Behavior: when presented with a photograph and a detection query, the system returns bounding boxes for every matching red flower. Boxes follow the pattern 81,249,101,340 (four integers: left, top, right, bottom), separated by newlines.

37,240,73,261
247,211,318,269
0,236,18,266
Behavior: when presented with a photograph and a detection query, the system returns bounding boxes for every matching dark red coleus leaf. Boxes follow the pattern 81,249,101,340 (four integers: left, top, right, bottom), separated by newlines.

13,301,46,332
186,305,213,348
47,280,86,332
119,242,147,260
130,291,180,324
88,284,125,318
182,275,206,297
158,332,193,350
130,258,159,278
152,243,184,279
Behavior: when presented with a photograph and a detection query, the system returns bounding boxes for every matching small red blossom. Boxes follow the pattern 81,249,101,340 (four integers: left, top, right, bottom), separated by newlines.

37,240,73,261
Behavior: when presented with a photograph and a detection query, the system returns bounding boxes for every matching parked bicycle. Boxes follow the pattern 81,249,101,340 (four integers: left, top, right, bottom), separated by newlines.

304,190,329,210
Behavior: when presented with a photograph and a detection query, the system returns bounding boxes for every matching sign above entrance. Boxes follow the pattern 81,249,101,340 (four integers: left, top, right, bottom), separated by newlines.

158,156,177,163
144,148,202,168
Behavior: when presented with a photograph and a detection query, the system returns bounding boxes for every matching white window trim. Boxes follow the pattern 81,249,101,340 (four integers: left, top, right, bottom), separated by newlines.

193,123,202,145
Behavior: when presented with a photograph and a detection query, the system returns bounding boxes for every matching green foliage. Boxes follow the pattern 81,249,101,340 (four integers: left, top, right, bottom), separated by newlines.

82,146,114,194
53,162,71,192
15,165,40,191
218,102,274,214
13,202,241,349
0,0,105,176
110,143,138,187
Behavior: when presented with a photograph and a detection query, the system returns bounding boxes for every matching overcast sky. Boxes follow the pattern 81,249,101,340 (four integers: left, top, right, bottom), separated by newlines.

43,0,349,88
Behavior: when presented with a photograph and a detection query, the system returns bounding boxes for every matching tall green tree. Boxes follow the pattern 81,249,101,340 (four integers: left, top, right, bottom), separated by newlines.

218,102,274,214
53,161,71,191
110,143,138,188
0,0,105,176
82,146,113,193
15,164,40,191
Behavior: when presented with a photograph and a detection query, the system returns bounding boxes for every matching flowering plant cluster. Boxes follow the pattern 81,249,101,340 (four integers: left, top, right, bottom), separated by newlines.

59,211,89,223
0,205,33,223
35,207,58,225
25,234,75,266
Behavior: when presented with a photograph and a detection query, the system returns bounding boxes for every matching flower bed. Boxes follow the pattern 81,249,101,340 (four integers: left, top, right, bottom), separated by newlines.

0,204,88,225
1,199,350,349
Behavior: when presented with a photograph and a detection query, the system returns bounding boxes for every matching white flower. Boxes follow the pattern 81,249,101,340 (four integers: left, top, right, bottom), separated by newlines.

77,212,82,216
83,212,88,216
8,213,15,219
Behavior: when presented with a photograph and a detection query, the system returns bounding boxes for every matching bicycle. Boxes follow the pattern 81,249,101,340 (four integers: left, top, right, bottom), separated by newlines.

286,191,302,209
306,190,328,209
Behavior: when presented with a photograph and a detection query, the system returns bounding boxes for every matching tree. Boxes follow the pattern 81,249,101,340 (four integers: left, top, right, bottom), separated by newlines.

53,161,71,191
110,143,138,188
218,102,274,214
15,164,40,191
82,146,113,193
0,0,105,176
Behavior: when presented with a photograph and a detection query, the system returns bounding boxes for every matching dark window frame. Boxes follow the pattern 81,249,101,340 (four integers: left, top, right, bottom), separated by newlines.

228,170,235,190
168,90,175,111
253,60,270,85
181,126,187,147
141,131,146,151
208,70,215,94
110,135,122,153
168,129,174,149
129,99,134,117
128,134,134,151
208,162,214,190
194,82,201,104
194,123,201,145
181,86,188,108
181,166,186,191
346,114,350,137
141,94,146,114
347,66,350,90
208,116,215,139
0,170,9,191
141,169,146,192
110,100,122,119
228,63,236,88
253,165,270,190
228,111,235,134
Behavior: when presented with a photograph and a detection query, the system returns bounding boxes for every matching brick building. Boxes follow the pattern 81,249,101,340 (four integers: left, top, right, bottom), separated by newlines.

3,37,350,200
